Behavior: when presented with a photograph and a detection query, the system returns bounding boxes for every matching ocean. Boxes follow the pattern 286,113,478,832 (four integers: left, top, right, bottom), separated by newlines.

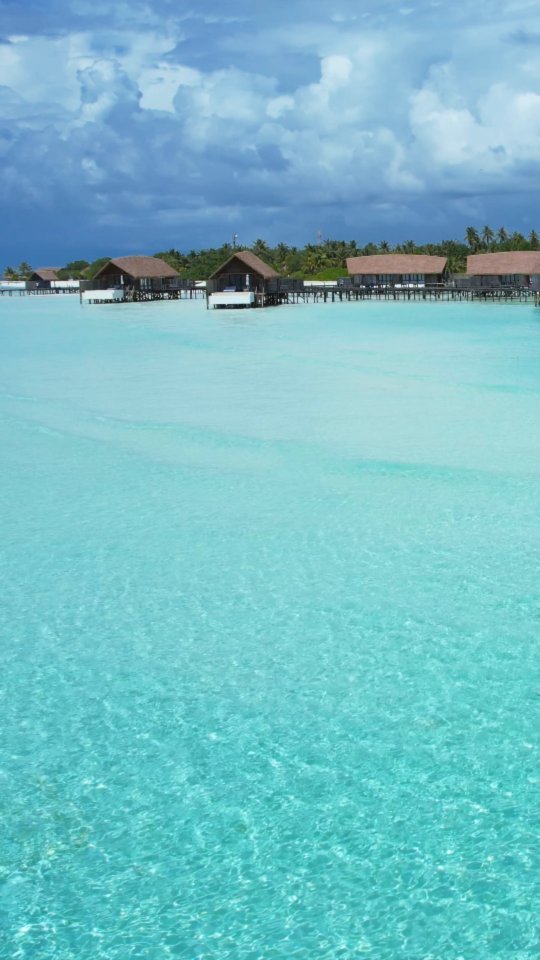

1,295,540,958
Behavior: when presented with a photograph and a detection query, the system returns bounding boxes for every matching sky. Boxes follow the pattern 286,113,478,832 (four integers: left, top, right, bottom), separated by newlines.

1,0,540,265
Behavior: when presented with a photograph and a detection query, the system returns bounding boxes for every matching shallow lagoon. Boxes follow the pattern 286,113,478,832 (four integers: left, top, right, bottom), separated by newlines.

1,296,540,958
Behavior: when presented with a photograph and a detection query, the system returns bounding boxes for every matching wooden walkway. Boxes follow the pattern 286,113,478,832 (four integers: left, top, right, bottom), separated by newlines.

0,287,79,297
4,281,538,306
209,284,538,309
269,286,537,306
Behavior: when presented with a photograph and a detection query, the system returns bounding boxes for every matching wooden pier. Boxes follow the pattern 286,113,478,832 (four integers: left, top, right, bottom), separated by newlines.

0,284,79,297
278,284,537,305
214,283,538,308
4,276,538,307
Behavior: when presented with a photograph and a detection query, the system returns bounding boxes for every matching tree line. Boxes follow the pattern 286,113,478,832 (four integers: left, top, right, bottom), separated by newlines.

4,227,540,282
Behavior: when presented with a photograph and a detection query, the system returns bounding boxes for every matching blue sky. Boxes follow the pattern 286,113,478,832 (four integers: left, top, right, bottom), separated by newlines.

1,0,540,264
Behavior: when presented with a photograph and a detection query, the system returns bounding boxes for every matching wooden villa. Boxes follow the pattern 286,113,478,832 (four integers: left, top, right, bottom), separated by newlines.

30,268,60,288
93,256,179,290
206,250,280,308
24,268,78,294
346,254,448,287
466,251,540,288
80,255,201,303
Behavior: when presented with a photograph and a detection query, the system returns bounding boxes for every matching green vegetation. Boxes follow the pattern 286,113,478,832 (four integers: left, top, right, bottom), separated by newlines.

84,257,112,279
3,261,32,279
3,226,540,281
295,267,349,281
56,260,90,280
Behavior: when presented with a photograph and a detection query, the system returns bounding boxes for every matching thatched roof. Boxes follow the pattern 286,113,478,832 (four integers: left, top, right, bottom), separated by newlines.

467,251,540,275
32,268,60,281
347,254,447,275
95,256,179,280
209,250,279,280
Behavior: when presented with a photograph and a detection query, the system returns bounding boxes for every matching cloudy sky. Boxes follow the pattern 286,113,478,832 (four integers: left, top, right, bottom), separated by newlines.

1,0,540,264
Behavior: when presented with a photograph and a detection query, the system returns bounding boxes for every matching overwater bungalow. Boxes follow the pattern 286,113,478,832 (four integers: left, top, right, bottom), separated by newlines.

30,268,60,288
206,250,280,308
346,254,448,287
80,255,195,303
466,251,540,288
14,269,79,294
93,256,179,289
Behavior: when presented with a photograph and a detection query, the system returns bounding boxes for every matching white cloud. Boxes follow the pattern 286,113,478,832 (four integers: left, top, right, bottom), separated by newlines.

266,96,294,120
140,64,200,112
320,55,352,90
409,61,540,185
2,0,540,261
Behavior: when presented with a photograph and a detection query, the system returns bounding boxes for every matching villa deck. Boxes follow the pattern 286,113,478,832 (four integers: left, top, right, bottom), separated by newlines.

79,278,205,304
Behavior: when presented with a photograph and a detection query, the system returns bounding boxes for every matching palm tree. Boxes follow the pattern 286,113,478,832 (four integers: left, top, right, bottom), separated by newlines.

303,246,328,275
275,242,289,272
509,231,527,250
465,227,481,251
362,242,378,255
497,227,508,247
379,240,390,252
252,239,270,259
529,230,539,250
323,239,348,267
481,226,495,250
17,261,32,278
447,254,465,275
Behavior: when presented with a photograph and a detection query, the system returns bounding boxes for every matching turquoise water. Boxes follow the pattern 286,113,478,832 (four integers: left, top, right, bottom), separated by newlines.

1,296,540,959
